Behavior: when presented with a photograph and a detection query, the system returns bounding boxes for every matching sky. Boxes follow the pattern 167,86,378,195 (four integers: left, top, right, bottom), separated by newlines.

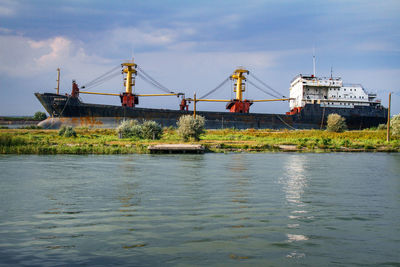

0,0,399,116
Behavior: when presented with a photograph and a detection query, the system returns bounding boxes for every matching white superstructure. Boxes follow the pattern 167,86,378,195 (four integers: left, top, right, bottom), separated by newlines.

288,74,380,113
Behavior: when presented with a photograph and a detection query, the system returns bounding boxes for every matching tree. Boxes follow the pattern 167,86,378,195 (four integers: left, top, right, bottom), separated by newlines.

116,120,163,140
33,111,47,121
58,125,77,137
141,120,163,140
177,115,205,141
116,120,140,138
326,113,347,132
391,114,400,136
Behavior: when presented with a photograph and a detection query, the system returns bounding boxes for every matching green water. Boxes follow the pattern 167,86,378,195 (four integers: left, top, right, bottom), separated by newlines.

0,153,399,266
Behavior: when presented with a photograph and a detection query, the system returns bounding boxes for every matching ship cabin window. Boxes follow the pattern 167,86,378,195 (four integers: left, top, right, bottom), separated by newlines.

344,89,346,91
355,89,356,91
350,89,352,91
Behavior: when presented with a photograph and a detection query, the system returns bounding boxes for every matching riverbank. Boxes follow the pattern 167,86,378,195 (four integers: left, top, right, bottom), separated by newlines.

0,116,41,128
1,128,399,154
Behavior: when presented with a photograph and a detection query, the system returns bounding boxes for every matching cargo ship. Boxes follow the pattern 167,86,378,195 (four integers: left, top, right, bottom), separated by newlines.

35,59,387,129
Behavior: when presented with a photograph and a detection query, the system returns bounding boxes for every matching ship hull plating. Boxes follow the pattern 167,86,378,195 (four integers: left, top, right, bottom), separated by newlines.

35,93,387,129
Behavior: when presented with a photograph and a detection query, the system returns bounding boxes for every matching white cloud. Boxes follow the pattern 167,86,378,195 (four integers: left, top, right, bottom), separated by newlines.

0,35,112,78
108,27,178,48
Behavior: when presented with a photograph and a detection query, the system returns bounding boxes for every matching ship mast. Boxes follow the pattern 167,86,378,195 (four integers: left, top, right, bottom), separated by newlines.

122,60,137,94
56,68,60,95
226,68,252,113
120,59,138,107
231,68,248,101
313,48,316,77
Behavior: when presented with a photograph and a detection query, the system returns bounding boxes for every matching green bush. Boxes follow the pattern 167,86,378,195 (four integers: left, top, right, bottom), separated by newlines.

391,114,400,135
58,125,67,136
116,120,140,138
19,125,43,129
141,120,162,140
377,124,387,130
177,115,205,141
58,125,77,137
0,134,26,146
116,120,162,140
33,111,47,121
326,113,347,132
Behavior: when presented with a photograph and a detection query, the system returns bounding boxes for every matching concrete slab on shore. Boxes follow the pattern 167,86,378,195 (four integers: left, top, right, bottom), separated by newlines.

148,144,205,154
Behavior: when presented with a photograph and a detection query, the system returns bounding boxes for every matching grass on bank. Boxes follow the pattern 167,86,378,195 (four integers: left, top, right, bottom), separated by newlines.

0,127,399,154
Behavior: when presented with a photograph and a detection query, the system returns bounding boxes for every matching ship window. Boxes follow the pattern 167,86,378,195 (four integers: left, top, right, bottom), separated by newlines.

344,89,346,91
350,89,352,91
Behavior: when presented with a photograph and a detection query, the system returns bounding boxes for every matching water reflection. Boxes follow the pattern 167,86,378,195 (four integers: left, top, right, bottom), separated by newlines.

118,158,142,214
282,155,307,206
227,154,251,229
281,155,310,256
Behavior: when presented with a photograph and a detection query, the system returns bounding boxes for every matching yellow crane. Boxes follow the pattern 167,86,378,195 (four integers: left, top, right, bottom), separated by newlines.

71,58,183,108
185,67,292,115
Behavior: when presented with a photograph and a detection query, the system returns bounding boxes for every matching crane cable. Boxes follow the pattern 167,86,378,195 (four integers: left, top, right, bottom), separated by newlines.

82,71,121,91
80,65,121,90
137,65,173,93
137,73,173,94
248,72,286,98
247,80,282,99
199,76,230,99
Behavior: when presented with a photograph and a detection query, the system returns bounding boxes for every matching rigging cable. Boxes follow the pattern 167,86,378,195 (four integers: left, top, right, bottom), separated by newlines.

247,80,282,99
275,114,297,130
248,72,286,98
137,73,173,94
199,77,230,99
137,65,173,93
80,65,121,90
82,71,121,90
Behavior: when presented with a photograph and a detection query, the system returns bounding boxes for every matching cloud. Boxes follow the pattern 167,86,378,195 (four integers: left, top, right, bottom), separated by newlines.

110,27,177,47
0,0,17,17
0,27,12,33
0,34,112,79
355,42,400,53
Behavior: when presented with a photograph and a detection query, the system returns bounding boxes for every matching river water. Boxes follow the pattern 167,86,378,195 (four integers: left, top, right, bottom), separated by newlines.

0,153,399,266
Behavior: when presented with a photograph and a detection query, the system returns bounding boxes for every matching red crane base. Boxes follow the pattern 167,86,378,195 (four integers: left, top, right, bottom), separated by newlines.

226,100,253,113
120,93,139,107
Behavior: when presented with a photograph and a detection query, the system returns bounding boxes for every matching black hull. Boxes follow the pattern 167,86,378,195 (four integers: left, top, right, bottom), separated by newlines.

35,93,387,129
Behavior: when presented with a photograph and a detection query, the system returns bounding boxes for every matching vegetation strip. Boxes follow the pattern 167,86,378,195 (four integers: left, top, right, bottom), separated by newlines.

1,128,399,154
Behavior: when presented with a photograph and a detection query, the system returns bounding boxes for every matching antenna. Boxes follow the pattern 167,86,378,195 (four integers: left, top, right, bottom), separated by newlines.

312,47,316,77
56,68,60,95
330,66,333,79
